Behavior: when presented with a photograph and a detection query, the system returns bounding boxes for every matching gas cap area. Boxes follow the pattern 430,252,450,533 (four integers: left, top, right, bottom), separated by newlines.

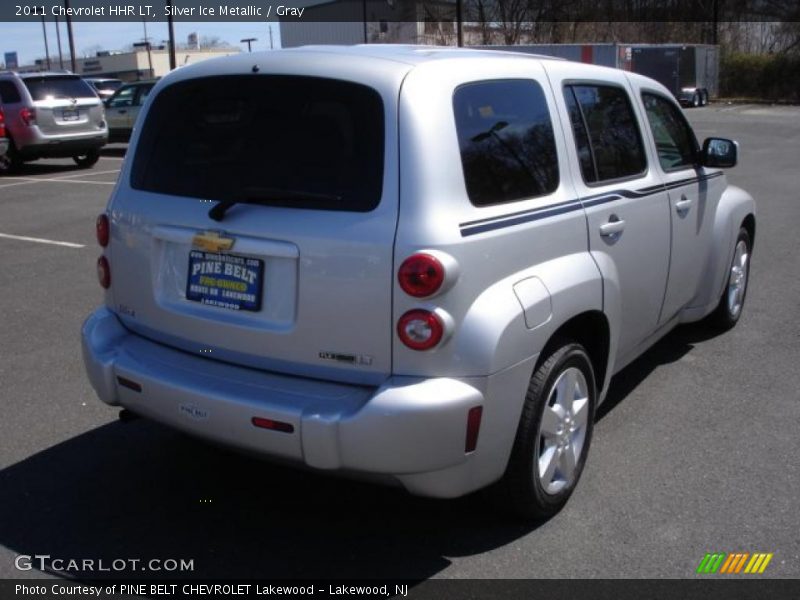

512,276,552,330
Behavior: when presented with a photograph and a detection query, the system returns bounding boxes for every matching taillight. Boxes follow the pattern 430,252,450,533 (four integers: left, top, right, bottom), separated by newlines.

19,107,35,126
97,256,111,289
96,214,109,247
398,253,445,298
0,109,6,138
397,309,443,351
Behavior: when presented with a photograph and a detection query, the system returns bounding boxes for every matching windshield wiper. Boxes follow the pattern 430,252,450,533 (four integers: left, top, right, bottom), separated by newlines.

208,188,342,222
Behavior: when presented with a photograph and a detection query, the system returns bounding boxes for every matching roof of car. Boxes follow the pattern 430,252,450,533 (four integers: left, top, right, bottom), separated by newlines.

167,44,569,86
285,44,564,66
17,71,80,78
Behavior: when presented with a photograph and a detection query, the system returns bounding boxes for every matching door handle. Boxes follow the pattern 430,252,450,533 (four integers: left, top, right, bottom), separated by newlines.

117,110,127,114
675,195,693,214
599,217,626,237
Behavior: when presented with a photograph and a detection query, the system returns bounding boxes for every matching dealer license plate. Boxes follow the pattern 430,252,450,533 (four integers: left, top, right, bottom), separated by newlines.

186,251,264,312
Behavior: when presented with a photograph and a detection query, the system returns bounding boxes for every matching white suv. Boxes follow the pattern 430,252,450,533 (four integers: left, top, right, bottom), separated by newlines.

82,46,754,519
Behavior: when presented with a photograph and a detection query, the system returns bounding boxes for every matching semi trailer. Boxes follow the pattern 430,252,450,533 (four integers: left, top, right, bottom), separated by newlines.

488,43,719,107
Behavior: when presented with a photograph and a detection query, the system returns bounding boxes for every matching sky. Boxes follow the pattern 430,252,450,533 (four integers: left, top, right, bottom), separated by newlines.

0,21,282,67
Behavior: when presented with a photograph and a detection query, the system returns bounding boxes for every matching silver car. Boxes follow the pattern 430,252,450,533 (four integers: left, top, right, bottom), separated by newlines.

104,80,156,143
82,46,755,519
0,71,108,171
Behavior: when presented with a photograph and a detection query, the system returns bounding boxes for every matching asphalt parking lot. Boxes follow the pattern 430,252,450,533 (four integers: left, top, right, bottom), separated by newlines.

0,106,798,582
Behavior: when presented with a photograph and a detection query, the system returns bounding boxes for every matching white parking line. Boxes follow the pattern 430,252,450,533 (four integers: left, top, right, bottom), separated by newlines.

0,177,115,186
52,169,120,180
0,233,85,248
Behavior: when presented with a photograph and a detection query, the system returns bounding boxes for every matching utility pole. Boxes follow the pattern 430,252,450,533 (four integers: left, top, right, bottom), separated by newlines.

362,0,368,43
41,17,52,70
456,0,463,47
241,38,257,52
133,42,153,79
55,16,64,69
63,0,77,73
166,0,176,70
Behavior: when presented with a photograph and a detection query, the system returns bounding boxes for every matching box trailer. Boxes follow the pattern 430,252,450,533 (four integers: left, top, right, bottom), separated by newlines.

483,43,719,107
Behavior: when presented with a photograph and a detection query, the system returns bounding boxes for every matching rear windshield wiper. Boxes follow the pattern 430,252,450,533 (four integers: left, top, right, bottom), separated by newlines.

208,188,342,222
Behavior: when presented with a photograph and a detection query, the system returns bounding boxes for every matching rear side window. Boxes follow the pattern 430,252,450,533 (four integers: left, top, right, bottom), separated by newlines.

453,79,559,206
0,81,22,103
131,75,385,212
108,86,135,108
565,84,647,183
23,76,95,100
641,92,698,171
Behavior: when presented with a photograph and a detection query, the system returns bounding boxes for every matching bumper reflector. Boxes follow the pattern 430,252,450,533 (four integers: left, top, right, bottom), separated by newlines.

117,376,142,392
252,417,295,434
465,406,483,453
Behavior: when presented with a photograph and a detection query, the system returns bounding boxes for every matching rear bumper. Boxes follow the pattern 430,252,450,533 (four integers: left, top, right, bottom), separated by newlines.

15,128,107,158
81,308,518,498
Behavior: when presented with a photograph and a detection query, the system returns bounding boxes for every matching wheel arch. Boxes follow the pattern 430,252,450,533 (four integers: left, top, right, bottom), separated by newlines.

742,212,756,248
536,310,611,398
682,184,756,322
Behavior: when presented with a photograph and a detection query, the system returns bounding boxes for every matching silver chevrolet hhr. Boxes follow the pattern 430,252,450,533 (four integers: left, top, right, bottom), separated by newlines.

82,46,755,519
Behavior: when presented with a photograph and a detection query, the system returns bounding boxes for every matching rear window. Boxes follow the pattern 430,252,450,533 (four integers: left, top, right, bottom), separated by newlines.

453,79,559,207
131,75,385,212
92,80,122,92
0,81,22,103
23,76,95,100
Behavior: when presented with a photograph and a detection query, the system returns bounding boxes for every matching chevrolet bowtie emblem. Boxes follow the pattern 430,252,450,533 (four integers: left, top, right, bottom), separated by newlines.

192,231,235,253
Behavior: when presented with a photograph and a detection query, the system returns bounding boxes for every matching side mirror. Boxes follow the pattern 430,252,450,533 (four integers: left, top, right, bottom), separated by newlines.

701,137,738,168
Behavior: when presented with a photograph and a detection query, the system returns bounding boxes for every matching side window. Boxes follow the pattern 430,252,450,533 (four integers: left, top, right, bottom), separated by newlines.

642,92,699,171
564,87,596,183
565,84,647,183
108,86,135,108
453,79,559,206
0,81,22,104
135,84,154,106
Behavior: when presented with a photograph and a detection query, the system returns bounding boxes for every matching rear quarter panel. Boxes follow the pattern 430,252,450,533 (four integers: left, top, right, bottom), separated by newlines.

394,57,604,380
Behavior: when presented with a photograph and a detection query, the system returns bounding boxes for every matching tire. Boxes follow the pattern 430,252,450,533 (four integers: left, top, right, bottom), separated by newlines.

709,227,752,330
0,139,24,174
73,149,100,168
494,341,597,520
691,92,700,108
701,90,709,106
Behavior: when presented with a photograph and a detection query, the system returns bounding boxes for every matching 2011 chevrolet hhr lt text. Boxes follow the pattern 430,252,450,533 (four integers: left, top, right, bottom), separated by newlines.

82,46,755,518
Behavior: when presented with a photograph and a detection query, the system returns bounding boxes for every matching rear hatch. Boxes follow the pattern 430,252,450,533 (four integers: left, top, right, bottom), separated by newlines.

22,75,104,135
107,73,399,386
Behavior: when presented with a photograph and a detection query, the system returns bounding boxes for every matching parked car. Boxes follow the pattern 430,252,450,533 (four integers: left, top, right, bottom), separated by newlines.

104,80,157,143
0,106,8,168
84,77,123,100
0,71,107,171
82,46,755,519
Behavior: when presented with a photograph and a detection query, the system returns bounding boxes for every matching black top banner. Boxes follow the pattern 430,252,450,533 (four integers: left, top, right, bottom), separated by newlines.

1,0,799,23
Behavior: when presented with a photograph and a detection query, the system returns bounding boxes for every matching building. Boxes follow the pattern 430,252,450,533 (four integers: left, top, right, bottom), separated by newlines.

18,47,241,81
279,0,465,47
